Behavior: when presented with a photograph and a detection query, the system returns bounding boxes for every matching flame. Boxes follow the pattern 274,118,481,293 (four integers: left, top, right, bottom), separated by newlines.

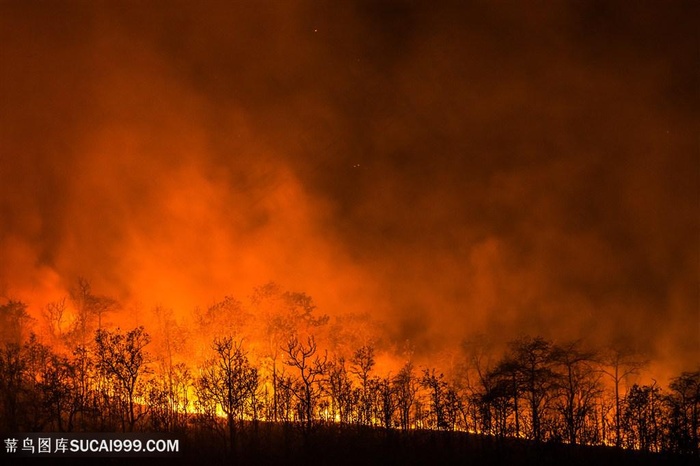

0,2,696,437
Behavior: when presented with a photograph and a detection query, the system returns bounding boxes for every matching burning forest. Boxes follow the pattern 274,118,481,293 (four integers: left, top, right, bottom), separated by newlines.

0,1,698,465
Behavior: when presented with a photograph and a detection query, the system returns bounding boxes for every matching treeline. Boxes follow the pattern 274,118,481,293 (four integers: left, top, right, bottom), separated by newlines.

0,282,698,460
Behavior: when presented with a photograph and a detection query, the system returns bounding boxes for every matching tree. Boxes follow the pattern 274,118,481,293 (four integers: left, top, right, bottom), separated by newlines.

67,343,97,431
0,335,71,432
421,369,449,430
69,278,117,346
0,299,32,345
394,361,418,430
601,345,648,447
507,336,559,442
324,356,355,424
151,306,189,431
351,345,375,425
94,326,151,431
461,334,496,434
484,335,535,439
146,362,191,432
22,335,73,431
483,363,518,437
195,296,249,344
281,335,327,433
0,342,24,430
42,297,68,345
196,337,258,455
622,382,663,452
666,371,700,455
251,283,328,422
551,340,601,445
375,375,397,429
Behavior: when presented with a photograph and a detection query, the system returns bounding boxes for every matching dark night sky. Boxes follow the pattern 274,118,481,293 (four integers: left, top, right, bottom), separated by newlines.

0,1,698,374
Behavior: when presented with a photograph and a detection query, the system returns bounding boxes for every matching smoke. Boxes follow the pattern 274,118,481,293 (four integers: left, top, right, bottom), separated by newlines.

1,1,697,378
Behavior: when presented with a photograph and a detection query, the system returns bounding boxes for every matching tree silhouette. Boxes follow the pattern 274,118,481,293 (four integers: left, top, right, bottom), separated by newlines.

507,336,558,442
325,356,355,425
94,326,150,431
1,280,699,460
376,375,397,429
666,370,700,455
551,340,601,445
482,366,516,437
421,368,449,430
150,306,190,431
196,337,258,456
69,278,117,346
251,283,328,422
461,334,496,434
395,361,418,430
486,357,521,437
351,345,375,425
601,345,648,447
0,300,32,345
623,382,663,452
281,335,327,433
0,342,24,430
41,297,68,345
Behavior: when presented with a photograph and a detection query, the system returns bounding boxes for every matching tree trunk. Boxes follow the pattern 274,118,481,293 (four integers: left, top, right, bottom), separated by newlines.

228,413,236,459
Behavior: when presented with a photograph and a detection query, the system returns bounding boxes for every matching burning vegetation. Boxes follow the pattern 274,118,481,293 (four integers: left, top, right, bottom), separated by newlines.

0,279,697,461
1,1,697,464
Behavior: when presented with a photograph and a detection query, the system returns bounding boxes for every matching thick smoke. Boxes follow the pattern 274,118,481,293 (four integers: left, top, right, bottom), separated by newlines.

1,1,697,379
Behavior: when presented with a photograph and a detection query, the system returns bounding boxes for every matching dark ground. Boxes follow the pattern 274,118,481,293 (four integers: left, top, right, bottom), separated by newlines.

3,423,696,466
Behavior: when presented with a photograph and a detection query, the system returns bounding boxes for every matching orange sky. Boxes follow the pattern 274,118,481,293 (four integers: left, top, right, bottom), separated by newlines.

1,1,697,380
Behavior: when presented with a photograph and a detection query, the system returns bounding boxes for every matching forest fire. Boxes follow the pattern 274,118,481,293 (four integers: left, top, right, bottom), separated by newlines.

1,1,697,464
0,278,697,459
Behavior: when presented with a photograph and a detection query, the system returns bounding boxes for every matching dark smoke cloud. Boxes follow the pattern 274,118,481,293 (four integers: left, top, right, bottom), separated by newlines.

1,1,697,378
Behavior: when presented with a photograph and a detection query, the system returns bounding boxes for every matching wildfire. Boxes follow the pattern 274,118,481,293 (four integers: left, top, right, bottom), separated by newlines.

0,1,697,460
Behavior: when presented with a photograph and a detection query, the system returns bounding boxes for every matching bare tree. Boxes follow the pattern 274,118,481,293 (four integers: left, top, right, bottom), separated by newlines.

0,299,32,345
94,326,151,431
395,361,418,430
622,382,663,451
42,297,68,344
69,278,117,346
482,366,516,437
461,335,496,433
146,362,191,432
281,335,327,433
251,283,328,422
325,356,355,424
421,368,449,430
351,345,375,425
507,336,559,442
488,356,522,437
601,345,648,447
375,375,397,429
0,342,24,430
151,306,189,430
551,340,602,445
196,337,258,454
666,370,700,455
